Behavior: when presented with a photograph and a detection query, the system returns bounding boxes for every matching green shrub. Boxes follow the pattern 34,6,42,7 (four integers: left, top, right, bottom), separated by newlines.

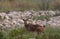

0,30,7,39
8,28,26,39
0,26,60,39
33,15,50,21
8,27,60,39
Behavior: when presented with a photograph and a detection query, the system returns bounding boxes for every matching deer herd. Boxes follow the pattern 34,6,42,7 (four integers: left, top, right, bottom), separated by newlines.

22,18,46,34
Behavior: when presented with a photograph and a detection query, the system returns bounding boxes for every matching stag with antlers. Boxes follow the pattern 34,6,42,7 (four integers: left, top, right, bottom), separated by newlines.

22,18,45,34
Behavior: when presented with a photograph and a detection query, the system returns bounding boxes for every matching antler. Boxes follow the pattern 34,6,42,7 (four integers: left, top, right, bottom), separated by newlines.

21,15,29,21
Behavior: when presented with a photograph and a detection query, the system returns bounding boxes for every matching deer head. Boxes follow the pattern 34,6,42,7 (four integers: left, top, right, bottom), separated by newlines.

21,16,30,26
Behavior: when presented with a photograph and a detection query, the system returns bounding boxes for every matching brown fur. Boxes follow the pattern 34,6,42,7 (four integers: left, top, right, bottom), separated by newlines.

22,19,45,34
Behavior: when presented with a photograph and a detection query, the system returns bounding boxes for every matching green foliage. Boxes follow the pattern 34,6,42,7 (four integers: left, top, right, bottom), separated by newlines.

8,28,25,39
38,15,47,20
0,0,59,12
33,15,50,21
0,30,7,39
0,31,4,39
8,27,60,39
0,27,60,39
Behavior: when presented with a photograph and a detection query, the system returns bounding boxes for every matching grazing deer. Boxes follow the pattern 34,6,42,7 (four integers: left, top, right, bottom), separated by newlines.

22,18,45,34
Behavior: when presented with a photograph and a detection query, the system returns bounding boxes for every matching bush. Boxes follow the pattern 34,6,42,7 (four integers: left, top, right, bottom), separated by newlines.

8,27,60,39
0,30,7,39
0,27,60,39
8,28,26,39
33,15,50,21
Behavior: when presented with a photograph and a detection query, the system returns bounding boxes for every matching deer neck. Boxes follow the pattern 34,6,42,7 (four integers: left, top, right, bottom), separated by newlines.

24,21,28,26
